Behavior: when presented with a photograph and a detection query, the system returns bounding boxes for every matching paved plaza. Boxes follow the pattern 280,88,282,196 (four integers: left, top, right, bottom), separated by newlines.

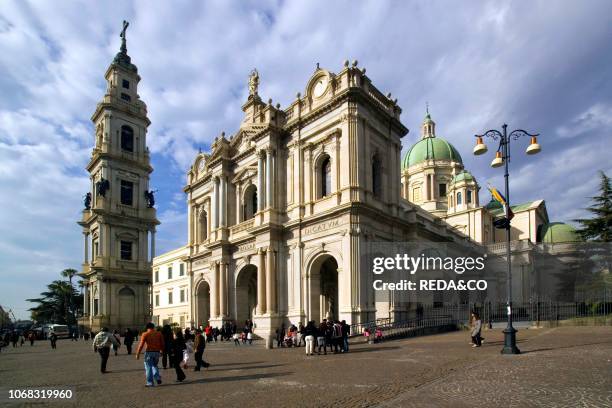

0,326,610,407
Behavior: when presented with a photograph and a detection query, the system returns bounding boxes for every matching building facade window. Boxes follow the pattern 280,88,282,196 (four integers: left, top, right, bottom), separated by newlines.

120,93,131,102
168,291,173,305
412,186,421,203
122,79,130,89
120,180,134,205
457,192,463,205
120,240,132,260
243,185,258,220
467,190,473,204
154,269,159,283
439,183,447,197
179,263,185,276
321,156,332,197
154,293,159,307
180,288,185,303
120,125,134,152
199,209,208,241
372,154,382,199
168,266,173,280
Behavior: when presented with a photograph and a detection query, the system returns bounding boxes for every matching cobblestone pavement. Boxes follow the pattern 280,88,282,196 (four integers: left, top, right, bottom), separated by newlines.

0,326,610,408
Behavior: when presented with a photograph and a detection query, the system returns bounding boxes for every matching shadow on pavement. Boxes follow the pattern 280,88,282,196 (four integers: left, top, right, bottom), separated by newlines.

207,363,284,372
520,340,612,355
164,371,293,386
346,346,401,354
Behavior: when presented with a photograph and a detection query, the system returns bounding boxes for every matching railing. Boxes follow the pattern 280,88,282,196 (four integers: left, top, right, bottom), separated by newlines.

231,219,254,234
486,239,533,254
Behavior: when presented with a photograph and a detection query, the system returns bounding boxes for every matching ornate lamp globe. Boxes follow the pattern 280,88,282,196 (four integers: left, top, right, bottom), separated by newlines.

473,136,488,155
526,136,541,155
491,151,503,168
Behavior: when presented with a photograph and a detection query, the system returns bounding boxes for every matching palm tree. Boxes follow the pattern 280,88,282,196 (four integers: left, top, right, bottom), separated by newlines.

27,280,78,324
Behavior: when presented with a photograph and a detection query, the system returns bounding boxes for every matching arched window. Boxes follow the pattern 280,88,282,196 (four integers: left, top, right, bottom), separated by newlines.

121,125,134,152
457,192,462,205
321,156,332,197
243,185,258,220
199,209,208,242
372,154,382,199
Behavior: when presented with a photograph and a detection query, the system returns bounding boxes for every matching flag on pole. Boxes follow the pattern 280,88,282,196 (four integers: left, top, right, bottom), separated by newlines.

488,184,514,223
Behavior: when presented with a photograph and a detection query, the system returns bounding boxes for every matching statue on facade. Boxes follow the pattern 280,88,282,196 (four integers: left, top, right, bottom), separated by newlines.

95,178,110,197
83,192,92,210
144,190,156,208
248,68,259,97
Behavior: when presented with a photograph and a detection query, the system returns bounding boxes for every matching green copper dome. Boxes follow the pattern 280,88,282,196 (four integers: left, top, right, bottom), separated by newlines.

452,170,475,184
539,223,582,244
402,136,463,169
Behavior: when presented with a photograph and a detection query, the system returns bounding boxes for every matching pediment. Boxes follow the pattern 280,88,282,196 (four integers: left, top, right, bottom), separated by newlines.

233,165,258,183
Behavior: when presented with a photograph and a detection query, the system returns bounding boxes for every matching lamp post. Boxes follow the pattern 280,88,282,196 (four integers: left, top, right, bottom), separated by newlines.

473,124,541,355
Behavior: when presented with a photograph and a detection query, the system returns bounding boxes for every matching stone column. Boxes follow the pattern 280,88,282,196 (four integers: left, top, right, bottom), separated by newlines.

219,262,227,317
150,230,156,261
257,249,266,315
83,284,89,315
84,232,89,264
266,148,273,209
266,246,276,314
210,262,219,318
257,151,265,211
220,176,226,227
236,184,241,224
212,178,219,229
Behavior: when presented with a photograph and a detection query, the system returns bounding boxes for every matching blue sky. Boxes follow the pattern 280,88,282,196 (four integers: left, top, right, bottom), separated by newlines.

1,1,611,319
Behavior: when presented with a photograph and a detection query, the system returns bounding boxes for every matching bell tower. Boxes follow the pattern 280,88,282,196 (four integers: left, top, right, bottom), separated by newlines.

78,21,160,332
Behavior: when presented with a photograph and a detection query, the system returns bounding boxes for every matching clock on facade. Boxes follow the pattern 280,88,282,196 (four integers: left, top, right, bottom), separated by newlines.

313,77,328,98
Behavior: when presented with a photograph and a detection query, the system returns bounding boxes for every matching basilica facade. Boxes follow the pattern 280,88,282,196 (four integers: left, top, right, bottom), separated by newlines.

150,54,580,340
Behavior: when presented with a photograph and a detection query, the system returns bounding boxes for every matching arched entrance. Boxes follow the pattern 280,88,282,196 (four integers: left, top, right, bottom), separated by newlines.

118,286,135,329
236,264,257,323
195,280,210,327
308,255,339,323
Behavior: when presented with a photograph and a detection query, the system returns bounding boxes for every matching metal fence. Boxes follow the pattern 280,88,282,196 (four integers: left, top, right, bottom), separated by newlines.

350,300,612,338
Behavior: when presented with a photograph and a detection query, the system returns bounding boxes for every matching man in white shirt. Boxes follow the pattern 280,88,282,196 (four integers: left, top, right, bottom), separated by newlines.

92,327,120,373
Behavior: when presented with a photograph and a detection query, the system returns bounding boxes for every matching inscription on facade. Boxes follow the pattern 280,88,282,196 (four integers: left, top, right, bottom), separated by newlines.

303,219,340,235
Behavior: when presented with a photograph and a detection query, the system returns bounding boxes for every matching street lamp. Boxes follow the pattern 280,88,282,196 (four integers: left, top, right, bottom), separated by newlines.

473,124,541,355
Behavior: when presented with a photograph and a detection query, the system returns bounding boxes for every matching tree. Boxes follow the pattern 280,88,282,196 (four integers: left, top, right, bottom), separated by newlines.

27,277,83,325
575,171,612,242
61,268,78,320
573,171,612,300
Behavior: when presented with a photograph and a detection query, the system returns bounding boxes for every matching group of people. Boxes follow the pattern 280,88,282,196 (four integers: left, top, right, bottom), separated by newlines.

276,319,350,356
92,323,210,387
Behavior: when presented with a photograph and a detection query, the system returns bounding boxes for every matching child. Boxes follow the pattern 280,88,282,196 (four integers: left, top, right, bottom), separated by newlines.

233,332,240,346
183,336,193,368
246,331,253,345
375,327,383,343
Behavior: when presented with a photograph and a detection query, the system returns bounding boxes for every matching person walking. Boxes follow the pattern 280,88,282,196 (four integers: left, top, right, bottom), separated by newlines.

136,323,165,387
112,330,121,356
183,333,193,369
49,332,57,349
193,329,206,371
124,329,135,355
161,325,173,369
171,329,187,382
471,312,482,348
28,331,35,346
92,327,120,374
341,320,350,353
304,321,316,356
